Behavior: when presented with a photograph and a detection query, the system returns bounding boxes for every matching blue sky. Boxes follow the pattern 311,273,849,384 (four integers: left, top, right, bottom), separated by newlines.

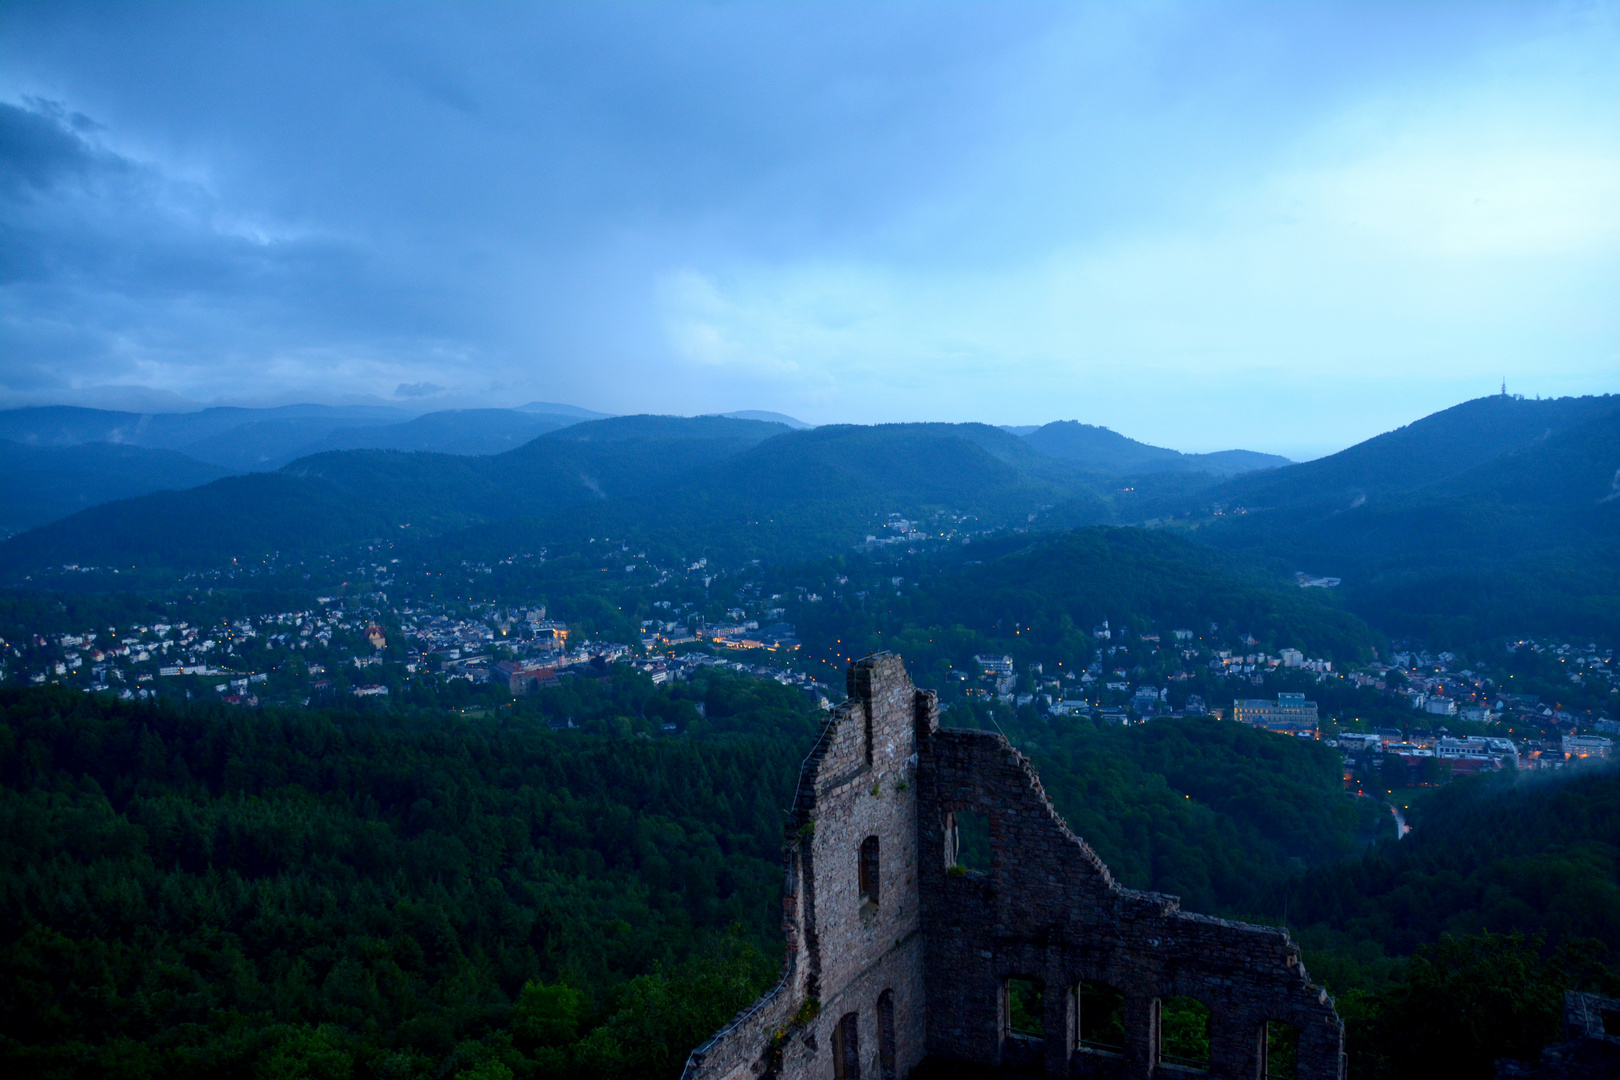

1,2,1616,458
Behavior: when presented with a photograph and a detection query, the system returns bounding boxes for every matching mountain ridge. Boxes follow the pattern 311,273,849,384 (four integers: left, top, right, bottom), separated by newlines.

1020,420,1290,476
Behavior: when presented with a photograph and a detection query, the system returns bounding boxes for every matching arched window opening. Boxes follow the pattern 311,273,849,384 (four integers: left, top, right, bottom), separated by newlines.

1264,1020,1299,1079
1159,996,1211,1071
945,810,990,874
1006,977,1044,1037
1077,981,1125,1054
877,990,896,1080
859,835,880,905
832,1012,861,1080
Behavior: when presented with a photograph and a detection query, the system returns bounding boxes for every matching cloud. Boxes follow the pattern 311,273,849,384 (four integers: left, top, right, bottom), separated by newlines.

0,1,1613,454
0,98,111,195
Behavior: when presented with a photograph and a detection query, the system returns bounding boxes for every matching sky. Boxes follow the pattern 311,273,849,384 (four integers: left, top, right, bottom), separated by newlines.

1,2,1617,459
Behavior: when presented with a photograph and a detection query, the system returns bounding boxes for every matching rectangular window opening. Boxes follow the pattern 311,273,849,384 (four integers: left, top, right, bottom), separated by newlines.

1078,981,1125,1053
1264,1020,1299,1080
947,810,990,874
1159,996,1211,1071
1006,978,1044,1038
859,835,880,905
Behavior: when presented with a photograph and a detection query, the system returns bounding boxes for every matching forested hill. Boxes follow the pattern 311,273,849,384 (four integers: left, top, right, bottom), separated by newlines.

0,416,791,575
1290,764,1620,956
782,527,1381,687
0,678,806,1079
0,665,1379,1078
0,419,1122,578
1201,393,1620,512
1021,420,1289,476
0,440,231,536
1179,395,1620,644
440,423,1114,567
1285,765,1620,1080
0,403,609,471
5,672,1619,1077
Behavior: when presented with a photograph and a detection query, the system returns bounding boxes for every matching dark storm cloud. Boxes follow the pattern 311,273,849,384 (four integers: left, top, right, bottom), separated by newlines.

0,2,1615,455
0,2,1048,408
0,96,381,393
0,99,112,196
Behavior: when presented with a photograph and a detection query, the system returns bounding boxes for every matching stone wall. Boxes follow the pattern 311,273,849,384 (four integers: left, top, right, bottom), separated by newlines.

684,653,932,1080
684,653,1345,1080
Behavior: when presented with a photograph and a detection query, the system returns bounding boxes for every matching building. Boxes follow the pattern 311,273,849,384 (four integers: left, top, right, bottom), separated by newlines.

1231,692,1320,730
1436,735,1518,762
974,653,1015,678
1132,686,1165,715
683,654,1344,1080
1562,734,1614,761
1336,733,1380,755
508,666,560,694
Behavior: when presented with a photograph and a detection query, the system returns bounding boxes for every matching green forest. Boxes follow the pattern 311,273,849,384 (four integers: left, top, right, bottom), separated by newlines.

6,671,1619,1079
0,680,802,1080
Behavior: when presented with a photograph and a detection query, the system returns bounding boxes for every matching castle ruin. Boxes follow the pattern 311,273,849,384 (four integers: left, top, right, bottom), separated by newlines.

683,653,1344,1080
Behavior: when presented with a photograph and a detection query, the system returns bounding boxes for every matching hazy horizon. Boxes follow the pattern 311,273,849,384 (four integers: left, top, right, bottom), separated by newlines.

3,2,1618,461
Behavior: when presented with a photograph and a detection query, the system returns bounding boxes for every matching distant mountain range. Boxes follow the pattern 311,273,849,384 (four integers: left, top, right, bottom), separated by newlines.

719,410,812,429
0,403,1281,535
0,411,1257,571
1019,421,1291,476
2,393,1616,646
0,403,593,474
0,441,231,537
1172,394,1620,642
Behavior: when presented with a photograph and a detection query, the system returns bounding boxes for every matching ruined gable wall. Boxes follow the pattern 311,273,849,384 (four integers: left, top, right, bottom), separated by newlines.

684,654,931,1080
917,727,1345,1080
687,654,1345,1080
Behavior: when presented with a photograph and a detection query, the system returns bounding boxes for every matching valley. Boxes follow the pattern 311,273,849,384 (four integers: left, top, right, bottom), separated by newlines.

2,392,1618,1080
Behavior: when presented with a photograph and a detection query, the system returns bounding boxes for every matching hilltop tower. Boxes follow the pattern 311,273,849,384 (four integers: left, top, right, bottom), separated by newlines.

682,653,1345,1080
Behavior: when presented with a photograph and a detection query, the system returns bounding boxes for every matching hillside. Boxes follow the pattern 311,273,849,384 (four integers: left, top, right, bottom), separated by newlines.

308,408,582,456
0,402,604,472
0,416,799,575
432,422,1113,567
0,440,230,535
0,680,797,1080
1194,394,1620,515
1291,764,1620,957
780,526,1380,690
0,403,406,457
0,662,1388,1077
1183,396,1620,642
0,419,1119,577
1022,420,1290,476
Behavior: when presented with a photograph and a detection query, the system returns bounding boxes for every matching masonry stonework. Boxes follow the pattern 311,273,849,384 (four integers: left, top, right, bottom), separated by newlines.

682,653,1344,1080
